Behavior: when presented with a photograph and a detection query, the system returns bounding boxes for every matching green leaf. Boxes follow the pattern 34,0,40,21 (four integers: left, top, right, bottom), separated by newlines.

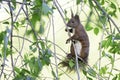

39,25,44,34
85,24,93,31
87,76,93,80
35,0,42,6
114,33,120,40
94,27,99,35
69,59,75,68
118,73,120,80
0,31,6,44
101,40,106,48
3,22,9,24
14,22,19,31
76,0,82,5
32,47,37,53
119,8,120,12
14,67,20,73
3,7,9,14
42,2,52,15
100,66,108,75
87,68,96,77
11,0,16,8
110,2,116,10
21,68,30,74
112,75,117,80
29,45,37,53
52,70,56,78
105,36,112,48
0,53,2,58
100,15,106,24
101,0,105,5
39,41,45,50
82,70,87,76
31,11,40,28
88,0,94,9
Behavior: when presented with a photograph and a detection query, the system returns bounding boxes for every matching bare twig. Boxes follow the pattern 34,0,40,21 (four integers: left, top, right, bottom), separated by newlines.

51,63,74,80
98,24,105,80
46,16,52,39
13,35,67,55
51,12,58,79
2,0,33,6
8,1,15,77
93,6,106,80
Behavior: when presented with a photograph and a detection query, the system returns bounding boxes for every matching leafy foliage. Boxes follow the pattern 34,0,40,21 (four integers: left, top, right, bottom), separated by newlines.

0,0,120,80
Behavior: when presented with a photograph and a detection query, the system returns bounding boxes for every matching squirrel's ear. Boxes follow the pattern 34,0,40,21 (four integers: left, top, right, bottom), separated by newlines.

71,10,74,18
75,15,80,21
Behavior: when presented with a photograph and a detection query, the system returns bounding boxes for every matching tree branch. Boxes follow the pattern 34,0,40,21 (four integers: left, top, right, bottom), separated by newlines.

93,0,120,33
8,1,15,77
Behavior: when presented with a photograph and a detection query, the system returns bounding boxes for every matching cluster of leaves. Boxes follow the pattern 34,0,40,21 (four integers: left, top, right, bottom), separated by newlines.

0,0,120,80
26,0,53,39
0,0,54,80
14,41,52,80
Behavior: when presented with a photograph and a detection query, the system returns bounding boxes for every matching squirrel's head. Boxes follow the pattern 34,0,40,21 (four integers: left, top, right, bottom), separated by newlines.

67,14,80,28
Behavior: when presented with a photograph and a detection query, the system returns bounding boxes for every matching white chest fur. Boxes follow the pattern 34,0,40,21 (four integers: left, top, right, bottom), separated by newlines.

74,41,82,56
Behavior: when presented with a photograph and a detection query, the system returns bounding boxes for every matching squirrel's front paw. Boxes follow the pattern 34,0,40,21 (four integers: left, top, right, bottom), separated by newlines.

66,38,71,44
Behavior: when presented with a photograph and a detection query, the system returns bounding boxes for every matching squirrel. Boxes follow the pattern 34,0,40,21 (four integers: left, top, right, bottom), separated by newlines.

59,13,89,71
65,14,89,63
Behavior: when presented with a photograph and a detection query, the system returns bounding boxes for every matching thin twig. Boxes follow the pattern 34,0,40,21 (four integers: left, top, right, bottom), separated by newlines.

93,6,106,80
52,12,58,79
108,18,113,34
51,63,74,80
13,35,67,55
2,0,32,6
8,1,15,77
7,0,27,79
97,24,105,80
73,43,80,80
46,16,51,39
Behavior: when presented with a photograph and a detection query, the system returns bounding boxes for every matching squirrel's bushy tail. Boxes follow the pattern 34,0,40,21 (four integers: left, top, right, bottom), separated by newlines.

59,55,87,72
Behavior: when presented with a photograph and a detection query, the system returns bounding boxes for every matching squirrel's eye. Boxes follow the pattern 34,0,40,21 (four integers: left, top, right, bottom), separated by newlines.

71,21,74,23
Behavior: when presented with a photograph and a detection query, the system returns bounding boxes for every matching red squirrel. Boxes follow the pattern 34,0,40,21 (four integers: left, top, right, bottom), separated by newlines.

65,13,89,63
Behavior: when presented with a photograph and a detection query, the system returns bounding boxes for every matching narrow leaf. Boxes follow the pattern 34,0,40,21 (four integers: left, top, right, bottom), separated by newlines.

87,68,96,77
39,25,44,34
69,60,75,68
14,67,20,73
94,27,99,35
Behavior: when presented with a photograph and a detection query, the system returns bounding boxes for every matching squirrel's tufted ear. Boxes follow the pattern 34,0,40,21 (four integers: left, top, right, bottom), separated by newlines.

74,15,80,22
71,10,74,18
